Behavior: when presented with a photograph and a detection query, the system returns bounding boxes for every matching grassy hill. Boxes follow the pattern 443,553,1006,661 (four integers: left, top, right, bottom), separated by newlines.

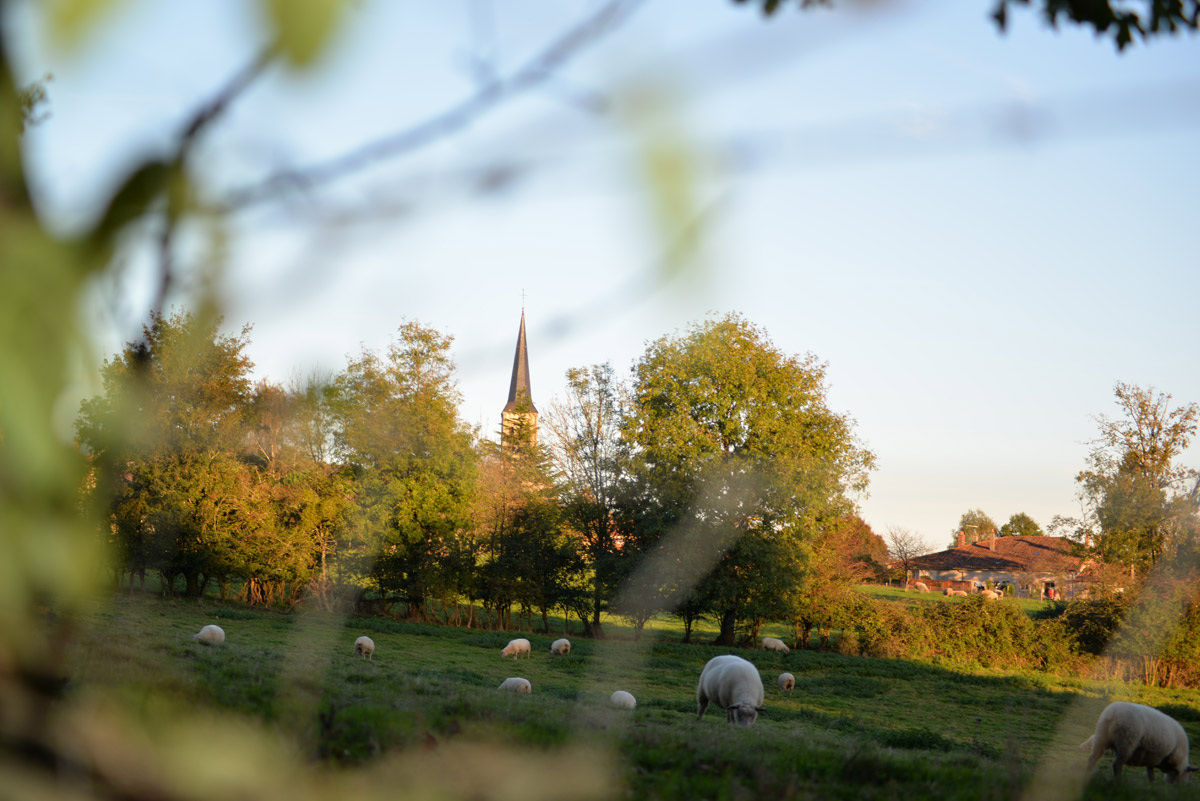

49,592,1200,801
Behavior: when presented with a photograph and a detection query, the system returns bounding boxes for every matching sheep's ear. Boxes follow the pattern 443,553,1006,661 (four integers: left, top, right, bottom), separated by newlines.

755,706,765,712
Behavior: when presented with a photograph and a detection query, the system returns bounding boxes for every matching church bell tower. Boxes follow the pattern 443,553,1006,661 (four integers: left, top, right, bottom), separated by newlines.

501,310,537,448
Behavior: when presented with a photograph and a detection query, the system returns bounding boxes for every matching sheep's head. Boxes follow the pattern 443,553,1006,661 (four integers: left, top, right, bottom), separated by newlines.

727,704,764,728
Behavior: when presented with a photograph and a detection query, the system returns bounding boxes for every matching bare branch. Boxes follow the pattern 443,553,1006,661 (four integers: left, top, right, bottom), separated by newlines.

219,0,648,212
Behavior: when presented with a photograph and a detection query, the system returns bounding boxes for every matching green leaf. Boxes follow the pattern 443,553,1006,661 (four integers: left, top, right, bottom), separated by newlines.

262,0,350,68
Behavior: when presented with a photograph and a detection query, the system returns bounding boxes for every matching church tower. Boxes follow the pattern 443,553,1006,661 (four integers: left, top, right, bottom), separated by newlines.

501,310,538,448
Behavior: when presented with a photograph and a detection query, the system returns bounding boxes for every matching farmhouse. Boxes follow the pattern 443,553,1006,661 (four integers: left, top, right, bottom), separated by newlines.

905,532,1087,599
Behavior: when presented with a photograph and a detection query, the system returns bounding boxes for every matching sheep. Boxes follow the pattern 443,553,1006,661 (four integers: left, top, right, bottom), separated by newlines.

610,690,637,709
778,672,795,692
500,638,531,659
1080,701,1197,783
550,638,571,657
497,677,532,694
761,637,790,654
696,654,765,728
353,635,375,660
944,589,968,598
943,587,953,596
979,590,1000,600
192,624,225,645
913,581,930,593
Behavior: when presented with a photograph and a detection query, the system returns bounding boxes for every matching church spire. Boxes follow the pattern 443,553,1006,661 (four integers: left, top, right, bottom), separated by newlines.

501,310,537,447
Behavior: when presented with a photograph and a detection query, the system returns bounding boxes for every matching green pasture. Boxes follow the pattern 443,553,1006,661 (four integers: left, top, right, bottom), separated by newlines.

54,592,1200,801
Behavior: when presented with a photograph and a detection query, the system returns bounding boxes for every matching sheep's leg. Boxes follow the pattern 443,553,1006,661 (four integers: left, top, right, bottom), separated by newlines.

1085,737,1106,774
1146,767,1154,782
697,693,709,720
1112,753,1126,780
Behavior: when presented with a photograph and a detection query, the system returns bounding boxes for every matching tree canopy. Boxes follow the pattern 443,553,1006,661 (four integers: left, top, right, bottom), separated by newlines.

732,0,1200,51
619,313,874,644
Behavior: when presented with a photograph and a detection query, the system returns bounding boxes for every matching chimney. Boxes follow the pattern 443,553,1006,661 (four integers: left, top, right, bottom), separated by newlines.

989,528,996,551
957,531,966,548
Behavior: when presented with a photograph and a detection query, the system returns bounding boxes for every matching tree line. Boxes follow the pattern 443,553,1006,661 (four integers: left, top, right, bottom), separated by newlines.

76,310,884,644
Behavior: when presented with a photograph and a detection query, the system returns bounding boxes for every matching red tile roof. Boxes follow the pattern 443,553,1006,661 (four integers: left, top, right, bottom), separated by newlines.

908,535,1083,574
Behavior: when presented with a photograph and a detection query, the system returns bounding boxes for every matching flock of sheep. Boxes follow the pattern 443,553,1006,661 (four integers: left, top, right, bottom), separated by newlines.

190,623,1196,784
908,581,1003,600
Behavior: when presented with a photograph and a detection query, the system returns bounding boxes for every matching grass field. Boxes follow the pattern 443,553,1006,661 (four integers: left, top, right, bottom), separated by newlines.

52,592,1200,801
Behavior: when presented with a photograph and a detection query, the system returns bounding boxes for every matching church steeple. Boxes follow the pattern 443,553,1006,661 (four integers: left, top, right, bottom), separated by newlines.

501,310,537,447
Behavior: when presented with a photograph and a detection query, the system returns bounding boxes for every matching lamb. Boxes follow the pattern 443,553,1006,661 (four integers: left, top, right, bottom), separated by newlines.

550,638,571,657
192,624,225,645
696,654,765,728
497,677,532,694
610,690,637,709
778,672,795,692
500,638,531,659
1080,701,1196,783
353,635,375,659
761,637,790,654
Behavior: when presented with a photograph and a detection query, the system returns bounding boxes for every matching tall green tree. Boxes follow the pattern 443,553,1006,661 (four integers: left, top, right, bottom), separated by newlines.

1000,512,1043,538
332,321,477,617
76,310,259,595
543,362,629,636
950,509,999,548
1075,383,1198,574
620,313,873,645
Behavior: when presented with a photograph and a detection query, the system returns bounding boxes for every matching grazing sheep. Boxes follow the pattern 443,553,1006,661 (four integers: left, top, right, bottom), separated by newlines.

550,638,571,657
913,581,930,593
944,589,968,598
778,672,795,692
943,587,953,596
497,677,532,694
697,655,765,728
1080,701,1196,783
354,635,375,659
500,638,531,659
979,590,1000,600
761,637,790,654
193,624,225,645
610,690,636,709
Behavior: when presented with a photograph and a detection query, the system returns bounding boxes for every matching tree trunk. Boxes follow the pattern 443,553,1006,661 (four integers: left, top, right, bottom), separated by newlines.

185,572,200,598
714,607,737,646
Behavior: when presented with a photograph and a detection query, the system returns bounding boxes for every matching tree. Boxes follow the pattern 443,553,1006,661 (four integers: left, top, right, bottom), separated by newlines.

1000,512,1043,538
950,509,999,548
885,526,927,586
331,321,477,617
542,363,629,637
75,310,260,596
620,313,874,645
1075,383,1198,574
733,0,1200,51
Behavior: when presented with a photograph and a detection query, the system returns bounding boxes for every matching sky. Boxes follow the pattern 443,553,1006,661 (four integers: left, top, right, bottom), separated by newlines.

9,0,1200,553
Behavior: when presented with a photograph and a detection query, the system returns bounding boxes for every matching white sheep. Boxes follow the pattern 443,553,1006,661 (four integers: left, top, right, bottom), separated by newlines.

498,677,532,694
913,581,930,593
1080,701,1196,783
500,638,531,659
550,638,571,657
778,672,795,692
979,590,1000,600
761,637,790,654
193,624,225,645
697,654,765,728
354,635,375,659
610,690,636,709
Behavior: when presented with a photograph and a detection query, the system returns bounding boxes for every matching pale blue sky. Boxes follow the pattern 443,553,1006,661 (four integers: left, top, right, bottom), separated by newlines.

11,0,1199,551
